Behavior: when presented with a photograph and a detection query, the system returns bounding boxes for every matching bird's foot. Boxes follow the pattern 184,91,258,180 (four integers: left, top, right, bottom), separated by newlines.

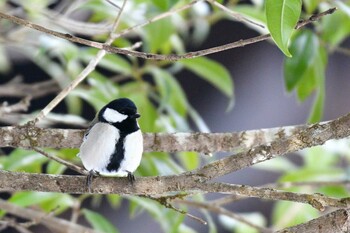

127,171,135,185
86,170,99,193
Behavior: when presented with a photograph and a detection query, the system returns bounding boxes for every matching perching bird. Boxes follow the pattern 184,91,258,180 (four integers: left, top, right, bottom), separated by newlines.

78,98,143,191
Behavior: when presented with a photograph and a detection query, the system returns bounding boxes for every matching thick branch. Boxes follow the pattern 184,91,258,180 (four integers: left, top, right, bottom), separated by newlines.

276,208,350,233
193,113,350,181
1,170,349,211
0,123,308,152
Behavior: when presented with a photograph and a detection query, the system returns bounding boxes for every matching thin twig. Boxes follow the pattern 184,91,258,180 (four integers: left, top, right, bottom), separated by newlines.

207,0,264,28
0,218,33,233
196,182,350,211
20,206,59,228
111,0,202,40
296,7,337,29
0,96,31,115
174,199,272,233
275,208,350,233
209,180,350,206
149,196,207,225
32,147,88,175
28,0,129,124
0,79,59,99
0,8,336,62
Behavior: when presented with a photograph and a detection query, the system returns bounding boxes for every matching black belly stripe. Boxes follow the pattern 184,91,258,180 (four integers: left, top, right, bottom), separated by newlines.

106,132,127,172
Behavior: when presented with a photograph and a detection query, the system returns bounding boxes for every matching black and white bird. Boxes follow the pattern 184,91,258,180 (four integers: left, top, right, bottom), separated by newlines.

78,98,143,190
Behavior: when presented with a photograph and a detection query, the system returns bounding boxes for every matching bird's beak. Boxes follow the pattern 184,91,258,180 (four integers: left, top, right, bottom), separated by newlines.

130,113,141,119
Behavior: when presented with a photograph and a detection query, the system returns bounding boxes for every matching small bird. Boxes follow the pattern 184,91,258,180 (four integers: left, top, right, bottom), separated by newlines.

78,98,143,191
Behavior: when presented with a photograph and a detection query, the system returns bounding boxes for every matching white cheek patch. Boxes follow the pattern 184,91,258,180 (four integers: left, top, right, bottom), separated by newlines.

103,108,127,123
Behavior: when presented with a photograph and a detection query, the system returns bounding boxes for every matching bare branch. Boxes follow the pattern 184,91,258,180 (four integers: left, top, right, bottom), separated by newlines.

275,208,350,233
174,199,272,233
1,170,349,211
32,147,88,175
195,183,349,211
296,7,337,29
0,199,98,233
0,80,59,99
193,112,350,181
111,0,202,40
0,122,309,151
207,0,264,28
0,8,336,61
0,97,31,115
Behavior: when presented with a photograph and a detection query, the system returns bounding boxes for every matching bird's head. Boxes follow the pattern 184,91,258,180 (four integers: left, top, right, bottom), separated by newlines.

98,98,140,125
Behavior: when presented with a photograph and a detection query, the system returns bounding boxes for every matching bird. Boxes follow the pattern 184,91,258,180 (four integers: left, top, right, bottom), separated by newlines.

78,98,143,192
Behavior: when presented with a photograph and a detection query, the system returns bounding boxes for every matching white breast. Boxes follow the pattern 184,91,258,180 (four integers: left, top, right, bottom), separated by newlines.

79,123,119,174
118,130,143,176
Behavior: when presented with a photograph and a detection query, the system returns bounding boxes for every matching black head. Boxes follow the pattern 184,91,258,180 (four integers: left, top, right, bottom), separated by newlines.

98,98,140,131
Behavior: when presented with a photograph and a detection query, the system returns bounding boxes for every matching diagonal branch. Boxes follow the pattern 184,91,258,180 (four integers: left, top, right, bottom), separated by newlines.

275,208,350,233
174,199,272,233
0,8,336,61
0,199,98,233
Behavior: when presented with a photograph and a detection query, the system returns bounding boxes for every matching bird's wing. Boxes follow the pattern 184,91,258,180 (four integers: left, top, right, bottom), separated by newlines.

83,115,99,141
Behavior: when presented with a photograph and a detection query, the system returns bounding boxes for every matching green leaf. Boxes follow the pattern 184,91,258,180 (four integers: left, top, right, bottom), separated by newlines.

279,167,345,182
9,192,74,214
272,201,318,228
321,6,350,47
106,194,122,208
219,212,266,233
284,30,318,91
72,72,119,111
82,209,119,233
143,18,174,53
3,149,47,173
284,30,327,122
47,160,66,174
9,192,58,207
253,157,297,172
177,152,200,170
303,0,321,13
317,186,349,198
266,0,302,57
152,0,169,10
307,87,324,123
179,57,234,98
80,48,132,75
307,46,327,123
149,67,188,116
303,146,338,169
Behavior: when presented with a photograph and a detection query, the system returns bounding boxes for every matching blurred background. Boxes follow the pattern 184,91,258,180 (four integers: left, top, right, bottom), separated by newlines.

1,0,350,232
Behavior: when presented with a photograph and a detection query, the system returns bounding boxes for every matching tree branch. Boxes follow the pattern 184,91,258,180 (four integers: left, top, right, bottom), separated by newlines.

1,170,349,211
0,79,59,99
0,122,310,151
0,8,336,61
0,199,98,233
275,208,350,233
174,199,272,233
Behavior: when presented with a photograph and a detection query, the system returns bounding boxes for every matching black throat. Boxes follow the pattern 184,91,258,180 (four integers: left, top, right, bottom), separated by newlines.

106,118,139,172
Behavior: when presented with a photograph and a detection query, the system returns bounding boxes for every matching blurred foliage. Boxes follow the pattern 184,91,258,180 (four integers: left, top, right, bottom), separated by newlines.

0,0,349,232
